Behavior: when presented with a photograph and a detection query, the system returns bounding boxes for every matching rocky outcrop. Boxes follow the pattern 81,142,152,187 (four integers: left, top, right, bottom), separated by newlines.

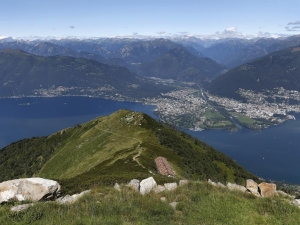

258,182,277,197
208,179,281,198
139,177,157,195
0,178,60,204
246,179,260,196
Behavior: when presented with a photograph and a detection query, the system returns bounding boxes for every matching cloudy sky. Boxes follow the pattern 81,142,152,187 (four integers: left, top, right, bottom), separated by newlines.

1,0,300,39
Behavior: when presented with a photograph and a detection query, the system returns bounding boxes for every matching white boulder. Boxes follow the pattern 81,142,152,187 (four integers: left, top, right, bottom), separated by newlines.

0,178,61,203
246,179,260,196
139,177,157,195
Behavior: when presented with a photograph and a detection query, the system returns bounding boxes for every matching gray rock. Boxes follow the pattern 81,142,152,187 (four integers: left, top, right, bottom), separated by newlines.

246,179,260,196
0,178,61,203
292,199,300,208
164,182,178,191
169,202,178,210
160,197,166,202
179,180,188,186
208,179,217,186
127,179,140,192
139,177,157,195
277,190,294,199
227,182,247,192
56,195,73,204
154,185,166,193
217,182,226,188
114,183,121,192
258,182,277,197
11,203,34,212
56,190,91,204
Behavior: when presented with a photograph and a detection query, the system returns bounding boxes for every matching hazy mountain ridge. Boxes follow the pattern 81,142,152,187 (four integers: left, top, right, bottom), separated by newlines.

136,47,226,82
0,49,173,98
207,46,300,100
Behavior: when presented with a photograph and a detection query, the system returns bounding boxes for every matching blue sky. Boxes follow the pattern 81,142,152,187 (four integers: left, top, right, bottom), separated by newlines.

1,0,300,39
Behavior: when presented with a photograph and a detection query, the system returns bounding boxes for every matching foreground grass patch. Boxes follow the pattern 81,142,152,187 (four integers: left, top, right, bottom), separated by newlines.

1,182,300,225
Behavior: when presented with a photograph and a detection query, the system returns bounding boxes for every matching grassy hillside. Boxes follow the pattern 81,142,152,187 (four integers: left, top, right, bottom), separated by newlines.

1,182,300,225
0,110,257,193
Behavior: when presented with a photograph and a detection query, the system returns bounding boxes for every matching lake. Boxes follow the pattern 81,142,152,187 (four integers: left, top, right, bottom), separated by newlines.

1,97,299,184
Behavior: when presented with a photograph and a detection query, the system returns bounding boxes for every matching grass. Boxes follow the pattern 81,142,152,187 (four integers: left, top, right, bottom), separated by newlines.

1,181,300,225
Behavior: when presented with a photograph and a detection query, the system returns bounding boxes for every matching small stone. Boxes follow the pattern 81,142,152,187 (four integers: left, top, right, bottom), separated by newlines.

164,182,178,191
114,183,121,192
208,179,217,186
127,179,140,192
179,180,188,186
169,202,178,210
277,190,294,198
56,190,91,204
217,182,226,188
160,197,166,202
11,203,34,212
292,199,300,208
154,185,166,193
227,182,247,192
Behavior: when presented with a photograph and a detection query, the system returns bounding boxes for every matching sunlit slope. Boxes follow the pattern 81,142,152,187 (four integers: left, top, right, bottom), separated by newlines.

0,109,258,192
38,109,256,184
38,110,181,179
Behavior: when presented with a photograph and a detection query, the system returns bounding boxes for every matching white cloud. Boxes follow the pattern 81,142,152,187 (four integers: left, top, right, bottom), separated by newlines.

156,31,166,35
224,27,237,33
70,26,75,29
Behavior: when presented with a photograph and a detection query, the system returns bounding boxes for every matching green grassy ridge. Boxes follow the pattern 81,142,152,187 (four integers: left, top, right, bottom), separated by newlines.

1,181,300,225
0,109,258,194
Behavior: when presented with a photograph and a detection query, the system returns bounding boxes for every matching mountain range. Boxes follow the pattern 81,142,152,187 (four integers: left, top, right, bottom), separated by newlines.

207,46,300,100
0,49,172,98
136,47,226,82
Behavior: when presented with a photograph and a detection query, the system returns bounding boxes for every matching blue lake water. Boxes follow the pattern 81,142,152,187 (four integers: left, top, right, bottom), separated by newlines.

0,97,299,184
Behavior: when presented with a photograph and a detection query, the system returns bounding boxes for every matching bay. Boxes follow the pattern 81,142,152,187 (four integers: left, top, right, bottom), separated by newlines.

0,96,299,184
